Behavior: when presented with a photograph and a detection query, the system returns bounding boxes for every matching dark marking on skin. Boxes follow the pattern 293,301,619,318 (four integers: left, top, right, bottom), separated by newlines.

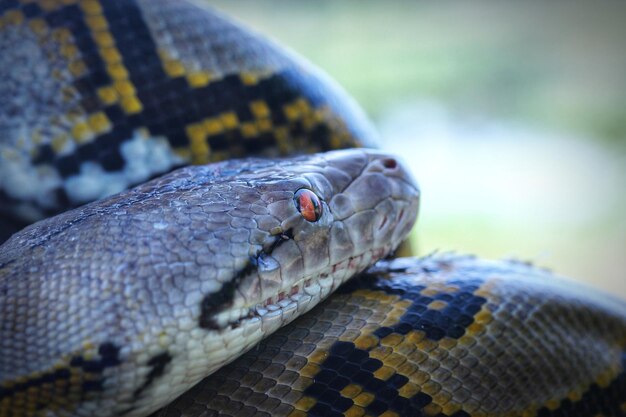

133,352,173,398
0,342,121,401
199,269,251,329
303,340,433,416
337,265,487,341
369,274,486,341
71,342,122,392
199,229,294,330
537,352,626,416
70,344,114,371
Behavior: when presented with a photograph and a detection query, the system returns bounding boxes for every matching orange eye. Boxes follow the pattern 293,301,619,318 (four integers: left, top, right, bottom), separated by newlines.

294,189,322,222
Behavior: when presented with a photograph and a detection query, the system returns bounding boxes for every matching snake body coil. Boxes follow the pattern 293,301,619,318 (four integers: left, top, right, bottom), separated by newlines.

0,1,625,417
0,0,376,227
157,255,626,417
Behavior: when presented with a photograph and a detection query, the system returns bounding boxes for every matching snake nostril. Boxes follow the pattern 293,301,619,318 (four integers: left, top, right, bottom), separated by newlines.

382,158,397,169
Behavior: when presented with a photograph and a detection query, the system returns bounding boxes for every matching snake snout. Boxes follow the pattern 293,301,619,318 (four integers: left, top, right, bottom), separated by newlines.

370,153,419,247
323,150,419,270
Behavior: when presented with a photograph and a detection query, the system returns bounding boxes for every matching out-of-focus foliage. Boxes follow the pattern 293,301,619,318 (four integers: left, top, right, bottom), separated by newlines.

212,0,626,144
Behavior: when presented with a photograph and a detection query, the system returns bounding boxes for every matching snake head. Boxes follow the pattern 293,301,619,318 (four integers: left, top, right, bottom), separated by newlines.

198,149,420,333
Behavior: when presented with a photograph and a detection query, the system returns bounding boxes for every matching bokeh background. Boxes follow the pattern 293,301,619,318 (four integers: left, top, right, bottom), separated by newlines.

210,0,626,299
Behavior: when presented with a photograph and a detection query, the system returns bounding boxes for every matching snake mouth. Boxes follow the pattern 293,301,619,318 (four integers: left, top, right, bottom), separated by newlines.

209,244,392,332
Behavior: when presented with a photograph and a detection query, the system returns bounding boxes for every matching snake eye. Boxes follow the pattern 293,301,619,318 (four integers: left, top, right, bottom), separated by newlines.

294,189,322,222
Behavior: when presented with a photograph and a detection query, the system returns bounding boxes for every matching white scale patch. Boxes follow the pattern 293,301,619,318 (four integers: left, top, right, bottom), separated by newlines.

0,130,183,220
64,131,184,205
0,146,62,210
0,18,182,220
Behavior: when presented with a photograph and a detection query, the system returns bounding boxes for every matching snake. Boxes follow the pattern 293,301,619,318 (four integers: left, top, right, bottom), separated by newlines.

0,1,624,416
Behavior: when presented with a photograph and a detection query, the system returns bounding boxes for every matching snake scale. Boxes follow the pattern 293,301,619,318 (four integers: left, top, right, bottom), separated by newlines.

0,1,624,416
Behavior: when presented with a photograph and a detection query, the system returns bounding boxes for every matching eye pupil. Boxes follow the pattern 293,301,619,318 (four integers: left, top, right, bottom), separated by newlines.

294,189,322,222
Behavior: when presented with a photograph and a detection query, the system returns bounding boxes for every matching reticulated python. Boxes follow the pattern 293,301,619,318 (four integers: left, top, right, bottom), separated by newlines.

0,1,624,416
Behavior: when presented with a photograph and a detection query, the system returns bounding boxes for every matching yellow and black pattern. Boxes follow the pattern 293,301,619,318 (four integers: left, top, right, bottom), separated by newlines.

3,2,625,417
0,343,122,417
154,255,626,417
0,0,377,225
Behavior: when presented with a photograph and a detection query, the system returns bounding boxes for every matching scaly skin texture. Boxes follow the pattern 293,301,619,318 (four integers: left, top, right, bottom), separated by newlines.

2,1,625,416
154,255,626,417
0,149,419,417
0,0,377,226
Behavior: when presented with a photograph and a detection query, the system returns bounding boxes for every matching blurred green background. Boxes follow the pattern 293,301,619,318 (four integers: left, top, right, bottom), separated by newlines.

210,0,626,299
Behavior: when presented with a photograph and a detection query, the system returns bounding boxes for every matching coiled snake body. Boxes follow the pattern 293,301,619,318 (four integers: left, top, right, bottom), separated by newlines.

0,1,624,416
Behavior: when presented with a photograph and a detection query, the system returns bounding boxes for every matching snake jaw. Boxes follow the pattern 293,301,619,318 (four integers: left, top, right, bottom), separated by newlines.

209,245,393,332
